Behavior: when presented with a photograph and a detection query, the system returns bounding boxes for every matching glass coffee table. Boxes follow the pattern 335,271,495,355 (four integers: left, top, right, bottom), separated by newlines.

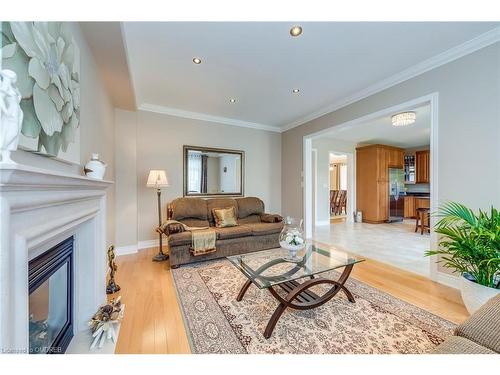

227,244,364,339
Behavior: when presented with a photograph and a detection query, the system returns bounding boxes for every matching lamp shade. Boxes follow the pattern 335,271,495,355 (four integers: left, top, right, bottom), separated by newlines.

147,170,169,188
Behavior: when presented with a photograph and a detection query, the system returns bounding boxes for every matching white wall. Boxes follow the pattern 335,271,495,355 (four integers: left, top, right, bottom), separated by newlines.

114,109,282,249
219,154,240,193
311,138,356,223
207,157,220,193
9,23,116,247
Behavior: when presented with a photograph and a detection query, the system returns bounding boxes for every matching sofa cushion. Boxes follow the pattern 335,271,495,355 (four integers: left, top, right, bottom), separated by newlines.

179,219,210,228
238,214,261,224
455,294,500,353
245,222,283,236
237,197,264,219
168,232,192,246
171,198,208,220
214,226,252,240
433,336,495,354
207,198,238,223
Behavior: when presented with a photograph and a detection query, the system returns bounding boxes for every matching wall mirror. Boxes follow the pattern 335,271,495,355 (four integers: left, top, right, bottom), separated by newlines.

183,145,244,196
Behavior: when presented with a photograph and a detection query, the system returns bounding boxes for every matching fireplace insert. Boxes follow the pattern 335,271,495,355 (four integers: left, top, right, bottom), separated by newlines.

28,236,74,354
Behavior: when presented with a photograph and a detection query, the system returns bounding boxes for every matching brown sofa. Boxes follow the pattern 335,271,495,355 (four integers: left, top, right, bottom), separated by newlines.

433,294,500,354
163,197,283,268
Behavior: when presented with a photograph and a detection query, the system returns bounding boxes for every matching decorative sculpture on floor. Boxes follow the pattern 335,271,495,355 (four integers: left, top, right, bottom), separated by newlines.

88,297,124,350
106,245,121,294
0,69,23,163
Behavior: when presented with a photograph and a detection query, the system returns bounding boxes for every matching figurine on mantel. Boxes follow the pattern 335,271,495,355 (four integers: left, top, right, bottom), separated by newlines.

0,70,23,164
84,153,107,179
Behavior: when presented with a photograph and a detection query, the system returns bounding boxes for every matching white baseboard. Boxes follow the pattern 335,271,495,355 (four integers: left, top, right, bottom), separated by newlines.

115,239,159,256
114,244,138,256
138,239,158,249
436,272,460,289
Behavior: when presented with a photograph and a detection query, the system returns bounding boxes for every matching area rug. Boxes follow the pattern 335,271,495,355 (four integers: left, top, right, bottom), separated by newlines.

171,259,455,354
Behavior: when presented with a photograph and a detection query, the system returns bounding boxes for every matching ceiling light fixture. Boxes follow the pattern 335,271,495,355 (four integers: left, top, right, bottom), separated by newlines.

290,25,303,37
229,98,236,103
292,88,300,93
192,57,202,64
391,111,416,127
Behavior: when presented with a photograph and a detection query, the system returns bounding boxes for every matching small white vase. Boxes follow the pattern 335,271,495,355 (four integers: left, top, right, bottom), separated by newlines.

460,275,500,314
84,153,107,180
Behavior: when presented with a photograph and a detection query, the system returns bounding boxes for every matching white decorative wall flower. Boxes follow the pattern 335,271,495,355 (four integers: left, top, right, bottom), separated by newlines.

1,22,80,157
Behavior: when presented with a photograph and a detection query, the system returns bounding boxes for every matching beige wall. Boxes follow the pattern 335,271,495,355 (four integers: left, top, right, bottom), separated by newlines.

114,109,137,248
114,109,282,247
283,43,500,220
10,23,116,247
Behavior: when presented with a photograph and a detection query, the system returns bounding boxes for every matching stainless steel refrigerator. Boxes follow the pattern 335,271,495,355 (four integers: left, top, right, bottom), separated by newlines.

388,168,405,222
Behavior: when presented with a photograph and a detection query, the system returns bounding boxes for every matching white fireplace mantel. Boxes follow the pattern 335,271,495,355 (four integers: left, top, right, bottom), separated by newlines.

0,163,113,353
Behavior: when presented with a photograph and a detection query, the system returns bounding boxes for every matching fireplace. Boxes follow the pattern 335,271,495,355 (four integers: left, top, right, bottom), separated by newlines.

0,164,112,353
28,236,74,354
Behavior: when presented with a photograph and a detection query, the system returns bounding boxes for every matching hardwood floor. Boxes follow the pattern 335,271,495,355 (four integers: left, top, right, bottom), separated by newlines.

111,244,469,354
110,247,190,354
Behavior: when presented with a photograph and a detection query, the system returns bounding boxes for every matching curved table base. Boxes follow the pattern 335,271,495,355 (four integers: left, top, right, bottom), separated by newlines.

237,264,355,339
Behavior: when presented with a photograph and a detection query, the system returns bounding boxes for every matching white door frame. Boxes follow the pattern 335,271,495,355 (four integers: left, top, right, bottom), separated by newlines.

303,93,440,282
311,148,317,227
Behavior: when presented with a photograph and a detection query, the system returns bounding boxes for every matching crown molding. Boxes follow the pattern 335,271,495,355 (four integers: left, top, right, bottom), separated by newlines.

281,26,500,132
139,103,282,133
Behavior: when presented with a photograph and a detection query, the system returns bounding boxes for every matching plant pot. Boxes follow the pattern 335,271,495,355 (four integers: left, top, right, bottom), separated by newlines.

460,274,500,314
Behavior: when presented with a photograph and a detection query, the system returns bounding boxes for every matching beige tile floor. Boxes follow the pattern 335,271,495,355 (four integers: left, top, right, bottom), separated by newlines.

313,219,431,276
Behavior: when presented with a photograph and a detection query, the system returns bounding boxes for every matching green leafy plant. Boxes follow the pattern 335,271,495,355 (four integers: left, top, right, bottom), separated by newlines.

425,202,500,289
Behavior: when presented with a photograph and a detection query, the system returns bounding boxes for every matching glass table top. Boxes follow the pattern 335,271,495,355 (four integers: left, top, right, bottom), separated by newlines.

227,244,364,289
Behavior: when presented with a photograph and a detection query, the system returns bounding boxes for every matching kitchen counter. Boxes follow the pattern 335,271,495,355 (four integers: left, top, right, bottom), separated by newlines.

405,193,430,198
404,195,431,218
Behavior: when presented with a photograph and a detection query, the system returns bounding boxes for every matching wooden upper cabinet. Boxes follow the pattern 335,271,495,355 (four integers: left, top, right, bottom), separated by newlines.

388,148,404,168
415,150,430,183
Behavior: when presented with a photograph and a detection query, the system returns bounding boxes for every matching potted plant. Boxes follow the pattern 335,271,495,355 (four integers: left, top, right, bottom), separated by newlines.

425,202,500,314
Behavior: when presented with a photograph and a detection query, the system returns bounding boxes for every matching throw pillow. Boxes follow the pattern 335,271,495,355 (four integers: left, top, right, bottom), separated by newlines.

260,214,283,223
212,207,238,228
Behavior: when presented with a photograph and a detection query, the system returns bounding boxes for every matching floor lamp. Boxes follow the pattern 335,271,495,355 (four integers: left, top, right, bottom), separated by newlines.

147,170,170,262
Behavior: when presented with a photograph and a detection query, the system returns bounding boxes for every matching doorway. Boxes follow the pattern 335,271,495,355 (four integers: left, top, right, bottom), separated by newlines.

303,93,439,280
329,153,348,222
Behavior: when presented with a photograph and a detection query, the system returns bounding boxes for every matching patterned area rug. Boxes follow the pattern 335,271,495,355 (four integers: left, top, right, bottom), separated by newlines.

172,260,455,354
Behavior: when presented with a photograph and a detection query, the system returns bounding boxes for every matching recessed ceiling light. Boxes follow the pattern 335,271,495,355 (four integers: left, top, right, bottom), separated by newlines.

292,88,300,93
229,98,236,103
290,26,303,37
192,57,202,64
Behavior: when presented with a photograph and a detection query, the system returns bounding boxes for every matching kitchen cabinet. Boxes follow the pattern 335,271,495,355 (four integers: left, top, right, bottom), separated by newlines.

415,150,430,183
356,144,404,223
403,196,430,225
404,196,416,218
415,197,430,227
415,197,430,210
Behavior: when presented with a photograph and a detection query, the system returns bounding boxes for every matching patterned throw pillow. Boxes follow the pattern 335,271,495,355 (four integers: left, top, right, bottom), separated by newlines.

212,207,238,228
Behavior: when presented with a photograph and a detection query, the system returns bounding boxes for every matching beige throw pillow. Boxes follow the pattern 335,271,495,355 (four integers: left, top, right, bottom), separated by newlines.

212,207,238,228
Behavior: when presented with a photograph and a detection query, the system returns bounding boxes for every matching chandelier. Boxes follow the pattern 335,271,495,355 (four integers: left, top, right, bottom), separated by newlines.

391,112,416,127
